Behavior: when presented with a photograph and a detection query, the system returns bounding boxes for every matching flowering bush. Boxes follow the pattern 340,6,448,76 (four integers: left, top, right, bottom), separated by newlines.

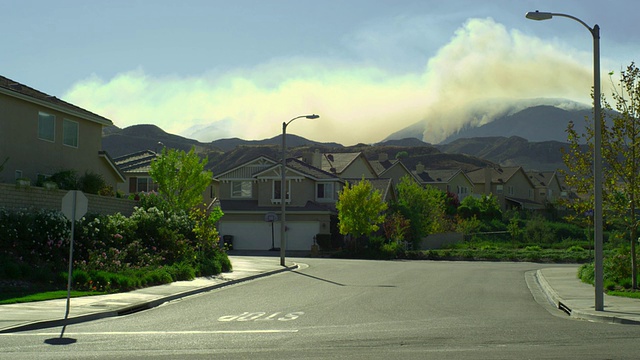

1,204,229,292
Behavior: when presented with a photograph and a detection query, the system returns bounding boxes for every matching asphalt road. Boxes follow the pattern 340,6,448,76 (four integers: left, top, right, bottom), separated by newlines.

1,259,638,359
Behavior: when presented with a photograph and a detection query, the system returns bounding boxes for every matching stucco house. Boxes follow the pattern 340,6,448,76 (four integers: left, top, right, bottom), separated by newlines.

466,166,541,210
213,156,343,251
412,163,473,202
369,153,418,186
526,170,565,205
0,75,124,188
319,152,378,179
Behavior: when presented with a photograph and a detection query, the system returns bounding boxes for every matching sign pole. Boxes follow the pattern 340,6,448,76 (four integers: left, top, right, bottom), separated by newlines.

64,191,77,322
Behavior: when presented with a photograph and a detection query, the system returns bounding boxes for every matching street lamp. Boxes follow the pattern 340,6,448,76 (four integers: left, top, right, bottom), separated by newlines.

280,114,320,266
526,10,603,311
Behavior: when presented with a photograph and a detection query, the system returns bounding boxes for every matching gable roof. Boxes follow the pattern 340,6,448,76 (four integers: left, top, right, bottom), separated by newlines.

526,171,559,188
345,178,396,203
466,166,523,185
321,152,361,174
215,156,278,179
0,75,113,126
414,169,470,185
114,150,158,173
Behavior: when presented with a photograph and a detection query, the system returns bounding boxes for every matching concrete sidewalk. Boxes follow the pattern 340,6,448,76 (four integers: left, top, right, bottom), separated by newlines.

0,256,296,333
536,267,640,325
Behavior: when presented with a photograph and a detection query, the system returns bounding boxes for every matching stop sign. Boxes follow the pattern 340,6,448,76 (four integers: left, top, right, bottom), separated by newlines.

61,190,88,221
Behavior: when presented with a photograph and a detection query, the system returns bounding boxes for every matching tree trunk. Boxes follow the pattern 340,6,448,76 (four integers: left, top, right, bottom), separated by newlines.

632,225,637,290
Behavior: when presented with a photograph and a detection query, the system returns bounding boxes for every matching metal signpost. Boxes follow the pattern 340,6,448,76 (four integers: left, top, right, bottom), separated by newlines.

61,190,88,323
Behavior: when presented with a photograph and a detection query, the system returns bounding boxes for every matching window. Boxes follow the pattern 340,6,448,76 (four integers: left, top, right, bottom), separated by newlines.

317,182,334,201
496,185,503,194
15,170,22,180
232,181,252,198
38,112,55,142
508,186,515,196
63,119,79,147
273,180,290,202
128,177,157,193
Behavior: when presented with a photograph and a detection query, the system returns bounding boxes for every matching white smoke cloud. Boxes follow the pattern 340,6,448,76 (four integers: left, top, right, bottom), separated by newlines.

64,18,594,145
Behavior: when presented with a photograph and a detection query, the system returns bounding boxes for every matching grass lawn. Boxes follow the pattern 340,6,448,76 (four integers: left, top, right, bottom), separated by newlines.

0,287,106,304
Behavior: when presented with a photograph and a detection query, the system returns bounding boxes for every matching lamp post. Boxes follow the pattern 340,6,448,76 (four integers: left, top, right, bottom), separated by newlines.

280,114,320,266
526,10,603,311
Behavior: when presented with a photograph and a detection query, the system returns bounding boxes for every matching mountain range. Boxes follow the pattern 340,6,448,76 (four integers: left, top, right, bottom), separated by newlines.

103,102,593,173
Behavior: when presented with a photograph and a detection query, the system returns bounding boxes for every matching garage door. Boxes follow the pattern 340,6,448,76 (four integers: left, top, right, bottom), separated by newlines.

219,221,319,251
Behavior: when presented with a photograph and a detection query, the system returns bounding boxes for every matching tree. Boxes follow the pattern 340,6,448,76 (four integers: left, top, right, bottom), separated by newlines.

149,147,213,213
562,62,640,289
393,176,448,249
457,194,502,222
336,179,387,239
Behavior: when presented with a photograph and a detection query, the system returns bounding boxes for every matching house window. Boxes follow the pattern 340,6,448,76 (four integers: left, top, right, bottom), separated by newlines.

496,185,503,194
63,119,79,147
232,181,252,198
38,112,55,142
508,186,514,195
317,182,334,201
129,177,157,193
273,180,290,203
15,170,22,180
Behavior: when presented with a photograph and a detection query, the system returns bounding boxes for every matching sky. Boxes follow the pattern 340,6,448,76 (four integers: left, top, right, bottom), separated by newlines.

2,0,639,145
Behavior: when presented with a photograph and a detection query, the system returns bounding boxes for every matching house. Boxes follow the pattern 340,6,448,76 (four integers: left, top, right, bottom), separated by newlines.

527,170,565,205
412,163,473,202
113,150,159,195
0,75,124,188
466,166,541,210
369,153,418,186
213,156,343,251
114,149,218,207
319,151,378,179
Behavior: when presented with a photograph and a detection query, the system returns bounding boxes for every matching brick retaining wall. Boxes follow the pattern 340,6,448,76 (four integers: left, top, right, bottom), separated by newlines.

0,183,137,216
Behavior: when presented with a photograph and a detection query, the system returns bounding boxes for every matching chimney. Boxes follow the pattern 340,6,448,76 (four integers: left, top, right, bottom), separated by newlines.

416,162,425,175
312,149,322,168
484,167,492,194
378,152,388,162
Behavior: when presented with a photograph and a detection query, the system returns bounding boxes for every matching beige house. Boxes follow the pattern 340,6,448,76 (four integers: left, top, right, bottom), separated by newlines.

466,166,541,210
412,163,473,202
370,153,418,186
526,171,565,205
213,156,343,251
0,75,124,188
319,152,378,179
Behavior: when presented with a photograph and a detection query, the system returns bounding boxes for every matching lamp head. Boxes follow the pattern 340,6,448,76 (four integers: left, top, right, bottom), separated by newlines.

526,11,553,21
306,114,320,119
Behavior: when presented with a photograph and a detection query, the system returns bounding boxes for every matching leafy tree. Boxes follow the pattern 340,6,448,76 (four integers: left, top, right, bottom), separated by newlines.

457,194,502,221
150,147,213,213
336,179,387,239
393,176,448,249
562,62,640,289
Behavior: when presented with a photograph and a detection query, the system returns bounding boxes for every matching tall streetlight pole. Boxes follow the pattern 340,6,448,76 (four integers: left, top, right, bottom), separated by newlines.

281,114,320,266
526,10,603,311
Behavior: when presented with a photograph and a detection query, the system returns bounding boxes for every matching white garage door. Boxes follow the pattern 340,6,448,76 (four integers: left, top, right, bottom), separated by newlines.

219,221,319,251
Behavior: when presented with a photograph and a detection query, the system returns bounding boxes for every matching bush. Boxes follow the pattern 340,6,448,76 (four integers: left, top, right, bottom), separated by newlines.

78,171,106,195
48,170,78,190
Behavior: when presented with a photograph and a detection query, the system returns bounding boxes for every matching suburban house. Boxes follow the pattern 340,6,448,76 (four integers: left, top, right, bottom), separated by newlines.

526,170,566,205
113,149,218,207
113,150,159,195
319,152,378,179
412,163,473,202
369,153,418,186
213,156,343,251
0,75,124,188
466,166,541,210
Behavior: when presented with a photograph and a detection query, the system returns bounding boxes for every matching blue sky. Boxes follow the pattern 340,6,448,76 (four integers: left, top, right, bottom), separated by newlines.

2,0,638,145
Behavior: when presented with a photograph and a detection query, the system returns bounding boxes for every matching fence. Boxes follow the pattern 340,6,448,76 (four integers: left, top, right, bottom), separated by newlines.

0,183,137,216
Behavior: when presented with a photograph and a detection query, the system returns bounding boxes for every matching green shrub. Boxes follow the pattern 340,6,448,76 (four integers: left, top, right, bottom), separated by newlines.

78,171,106,195
578,263,595,284
48,170,78,190
167,262,196,281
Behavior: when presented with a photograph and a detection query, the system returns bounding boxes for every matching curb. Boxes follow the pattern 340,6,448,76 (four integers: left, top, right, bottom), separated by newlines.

535,269,640,325
0,264,298,334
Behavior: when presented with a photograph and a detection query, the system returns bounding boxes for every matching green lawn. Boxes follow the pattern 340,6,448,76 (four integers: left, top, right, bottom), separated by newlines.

0,289,106,304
